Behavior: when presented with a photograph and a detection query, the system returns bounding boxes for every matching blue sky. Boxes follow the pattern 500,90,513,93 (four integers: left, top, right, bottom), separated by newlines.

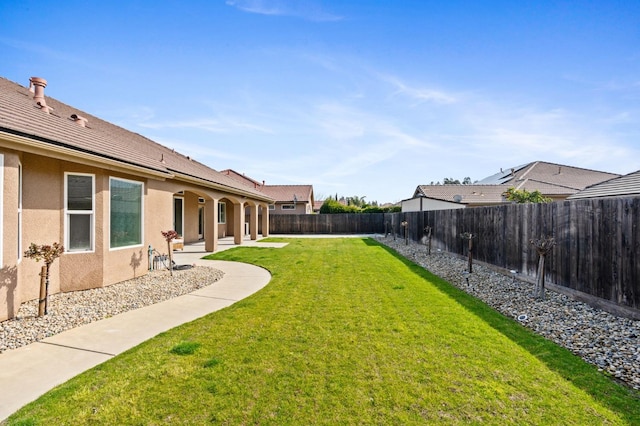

2,1,639,203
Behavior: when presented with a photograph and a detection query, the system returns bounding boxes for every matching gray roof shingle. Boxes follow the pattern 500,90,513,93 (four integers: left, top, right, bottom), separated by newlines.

568,170,640,199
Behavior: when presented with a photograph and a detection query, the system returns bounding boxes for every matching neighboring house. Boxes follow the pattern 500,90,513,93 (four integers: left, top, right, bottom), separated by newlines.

0,76,273,321
313,199,324,213
221,169,315,215
403,161,620,212
567,170,640,200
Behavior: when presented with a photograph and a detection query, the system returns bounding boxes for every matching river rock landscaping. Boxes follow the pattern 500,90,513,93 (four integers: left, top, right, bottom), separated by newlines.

0,266,223,353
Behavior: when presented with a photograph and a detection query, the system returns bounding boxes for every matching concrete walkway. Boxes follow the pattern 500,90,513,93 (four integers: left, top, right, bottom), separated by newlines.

0,237,288,421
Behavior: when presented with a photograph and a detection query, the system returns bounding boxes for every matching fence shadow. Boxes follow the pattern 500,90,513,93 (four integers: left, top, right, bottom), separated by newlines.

365,238,640,422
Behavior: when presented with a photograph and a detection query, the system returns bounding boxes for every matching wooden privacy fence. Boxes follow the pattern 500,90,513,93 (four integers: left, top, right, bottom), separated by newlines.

269,213,385,234
270,197,640,313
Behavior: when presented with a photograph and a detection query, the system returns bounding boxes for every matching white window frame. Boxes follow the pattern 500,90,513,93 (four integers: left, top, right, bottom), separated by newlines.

65,172,95,253
268,204,275,210
109,177,144,250
281,204,296,210
218,201,226,224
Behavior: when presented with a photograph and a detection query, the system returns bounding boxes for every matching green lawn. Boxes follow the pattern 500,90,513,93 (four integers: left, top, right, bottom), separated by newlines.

7,238,640,425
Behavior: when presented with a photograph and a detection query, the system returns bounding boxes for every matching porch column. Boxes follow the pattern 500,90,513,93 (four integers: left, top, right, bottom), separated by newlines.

249,204,258,240
261,204,269,237
204,199,218,253
234,200,245,245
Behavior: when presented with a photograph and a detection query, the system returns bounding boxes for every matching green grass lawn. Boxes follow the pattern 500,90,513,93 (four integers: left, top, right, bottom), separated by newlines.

7,238,640,425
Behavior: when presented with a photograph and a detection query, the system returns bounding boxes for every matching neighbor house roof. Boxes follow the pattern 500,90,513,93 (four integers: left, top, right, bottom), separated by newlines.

220,168,314,204
260,185,313,204
567,170,640,200
477,161,619,194
0,77,272,202
413,185,508,205
413,161,620,206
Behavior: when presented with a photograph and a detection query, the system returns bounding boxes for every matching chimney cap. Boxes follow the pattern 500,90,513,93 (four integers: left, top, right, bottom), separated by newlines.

29,77,48,86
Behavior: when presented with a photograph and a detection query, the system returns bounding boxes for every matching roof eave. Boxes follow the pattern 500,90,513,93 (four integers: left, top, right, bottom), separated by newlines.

0,129,171,180
170,171,274,203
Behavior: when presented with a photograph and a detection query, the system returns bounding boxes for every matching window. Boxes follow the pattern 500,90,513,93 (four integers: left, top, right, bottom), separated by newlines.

66,173,94,252
281,204,296,210
268,204,275,210
218,202,226,224
110,177,143,249
173,197,184,236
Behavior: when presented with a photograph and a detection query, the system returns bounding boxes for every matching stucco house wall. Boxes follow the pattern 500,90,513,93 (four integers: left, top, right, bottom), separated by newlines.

0,76,275,321
273,202,310,215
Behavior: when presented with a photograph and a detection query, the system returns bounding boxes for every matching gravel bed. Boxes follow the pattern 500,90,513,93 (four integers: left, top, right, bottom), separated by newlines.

377,236,640,391
0,266,224,353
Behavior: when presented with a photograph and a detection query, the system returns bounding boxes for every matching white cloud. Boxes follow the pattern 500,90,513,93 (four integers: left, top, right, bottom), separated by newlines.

377,74,458,105
138,116,273,134
226,0,343,22
153,137,247,162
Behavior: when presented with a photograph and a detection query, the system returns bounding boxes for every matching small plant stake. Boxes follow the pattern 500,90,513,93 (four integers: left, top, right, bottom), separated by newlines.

424,226,432,255
460,232,475,273
401,221,409,245
161,230,179,276
24,242,64,316
530,235,556,300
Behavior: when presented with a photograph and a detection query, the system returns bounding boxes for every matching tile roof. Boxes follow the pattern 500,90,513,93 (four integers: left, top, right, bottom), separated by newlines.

414,185,508,205
0,77,271,201
413,161,620,205
260,185,314,203
219,169,314,203
219,169,264,189
477,161,619,191
567,170,640,199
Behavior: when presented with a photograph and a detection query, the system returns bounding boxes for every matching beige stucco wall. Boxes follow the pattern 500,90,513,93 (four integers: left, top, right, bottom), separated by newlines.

272,202,310,215
183,192,201,243
0,147,269,321
0,151,20,321
20,154,64,303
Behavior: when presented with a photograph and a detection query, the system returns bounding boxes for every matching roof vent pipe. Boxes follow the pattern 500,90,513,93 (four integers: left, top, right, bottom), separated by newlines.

70,114,88,127
37,101,52,114
30,77,48,106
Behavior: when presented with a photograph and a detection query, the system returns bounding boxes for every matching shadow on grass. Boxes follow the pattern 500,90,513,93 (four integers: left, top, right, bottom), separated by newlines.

365,238,640,423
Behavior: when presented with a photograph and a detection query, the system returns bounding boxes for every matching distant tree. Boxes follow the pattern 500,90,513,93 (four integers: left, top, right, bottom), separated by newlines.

504,187,552,204
362,206,383,213
320,199,359,214
462,177,472,185
383,206,401,213
443,178,461,184
346,196,367,207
